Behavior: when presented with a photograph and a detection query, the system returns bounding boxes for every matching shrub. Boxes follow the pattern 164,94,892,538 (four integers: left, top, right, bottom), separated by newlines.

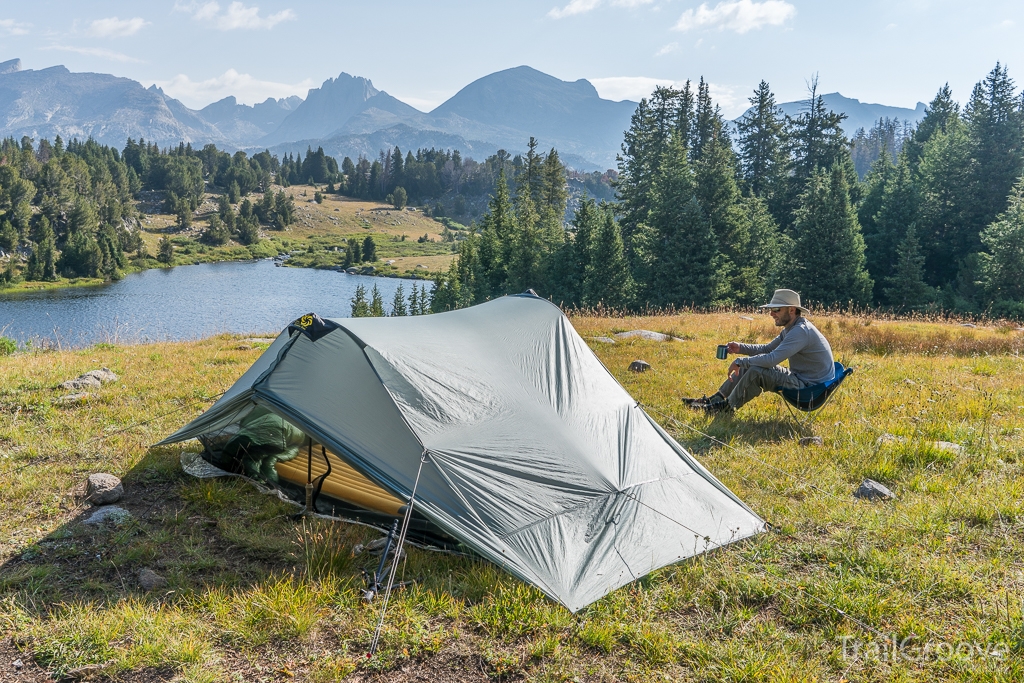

0,336,16,355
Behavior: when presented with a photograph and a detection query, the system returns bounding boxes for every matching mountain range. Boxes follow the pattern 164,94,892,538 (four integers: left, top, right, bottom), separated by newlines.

0,57,928,171
739,92,927,134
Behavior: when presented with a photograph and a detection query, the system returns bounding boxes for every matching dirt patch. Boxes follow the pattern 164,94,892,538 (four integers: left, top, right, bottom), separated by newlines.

0,637,54,683
348,646,499,682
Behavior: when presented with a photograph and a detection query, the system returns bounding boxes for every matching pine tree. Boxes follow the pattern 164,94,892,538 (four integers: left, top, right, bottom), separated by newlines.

561,197,600,306
346,237,361,264
905,84,959,167
647,134,723,307
866,154,919,302
157,236,174,265
857,149,895,238
506,192,543,293
390,284,408,316
917,115,975,285
369,285,385,317
408,282,420,315
615,85,691,266
583,206,634,309
980,177,1024,306
350,284,371,317
783,77,854,228
416,283,430,315
0,219,18,253
790,164,873,307
362,236,377,262
965,63,1024,236
732,196,788,305
692,118,749,301
884,223,934,309
736,80,788,202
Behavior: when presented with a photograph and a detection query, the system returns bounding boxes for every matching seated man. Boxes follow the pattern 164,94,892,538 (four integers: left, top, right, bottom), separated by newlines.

688,289,835,414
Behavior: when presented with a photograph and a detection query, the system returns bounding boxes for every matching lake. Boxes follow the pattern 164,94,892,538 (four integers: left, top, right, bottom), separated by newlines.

0,260,427,348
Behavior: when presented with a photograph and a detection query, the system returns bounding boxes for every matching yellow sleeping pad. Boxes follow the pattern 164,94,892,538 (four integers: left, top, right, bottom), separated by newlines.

275,444,404,516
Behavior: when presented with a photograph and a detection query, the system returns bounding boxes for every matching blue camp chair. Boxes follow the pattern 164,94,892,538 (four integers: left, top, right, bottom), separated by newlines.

773,361,853,429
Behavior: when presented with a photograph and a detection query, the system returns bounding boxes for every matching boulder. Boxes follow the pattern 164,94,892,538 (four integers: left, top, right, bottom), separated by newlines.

60,375,102,391
84,506,133,527
875,433,906,445
590,337,616,344
932,441,964,453
799,436,823,447
59,368,118,391
854,479,895,501
739,316,754,321
86,473,123,505
82,368,118,383
628,360,651,373
138,569,167,592
614,330,684,342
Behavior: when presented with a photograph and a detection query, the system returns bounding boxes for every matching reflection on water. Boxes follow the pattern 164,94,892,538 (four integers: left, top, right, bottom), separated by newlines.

0,260,425,348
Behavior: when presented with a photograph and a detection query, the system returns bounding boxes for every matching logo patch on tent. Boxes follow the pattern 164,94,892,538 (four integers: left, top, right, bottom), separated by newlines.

288,313,340,342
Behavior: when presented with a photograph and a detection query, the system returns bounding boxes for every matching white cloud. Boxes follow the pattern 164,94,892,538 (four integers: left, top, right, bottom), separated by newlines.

153,69,314,108
87,17,149,38
0,19,30,36
548,0,652,19
41,44,142,63
656,42,680,56
674,0,795,33
999,19,1014,28
706,82,747,118
174,1,296,30
589,76,678,102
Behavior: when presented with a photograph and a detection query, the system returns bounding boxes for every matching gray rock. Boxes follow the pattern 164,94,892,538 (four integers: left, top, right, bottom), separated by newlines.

59,368,118,391
799,436,823,447
854,479,895,501
875,433,905,445
932,441,964,453
86,473,124,505
628,360,651,373
960,323,977,328
739,316,754,320
614,330,684,342
590,336,616,344
82,368,118,383
60,375,102,391
138,569,167,592
83,506,133,527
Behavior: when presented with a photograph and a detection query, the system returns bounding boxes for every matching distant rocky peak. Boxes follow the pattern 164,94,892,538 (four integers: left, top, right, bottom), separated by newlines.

0,58,21,75
315,72,380,101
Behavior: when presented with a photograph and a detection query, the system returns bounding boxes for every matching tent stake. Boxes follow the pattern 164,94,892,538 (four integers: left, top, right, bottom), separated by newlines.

369,451,428,657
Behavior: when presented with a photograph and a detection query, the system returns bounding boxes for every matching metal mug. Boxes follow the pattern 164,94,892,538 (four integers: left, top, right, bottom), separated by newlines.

716,345,729,360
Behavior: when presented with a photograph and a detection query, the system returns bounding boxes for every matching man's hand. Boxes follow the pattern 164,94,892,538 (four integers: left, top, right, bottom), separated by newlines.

728,360,742,380
726,341,741,354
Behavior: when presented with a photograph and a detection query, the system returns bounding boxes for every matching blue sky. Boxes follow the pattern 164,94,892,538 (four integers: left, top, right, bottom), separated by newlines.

2,1,1022,117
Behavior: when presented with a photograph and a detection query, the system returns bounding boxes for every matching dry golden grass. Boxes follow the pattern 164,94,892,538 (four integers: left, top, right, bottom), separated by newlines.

1,312,1022,681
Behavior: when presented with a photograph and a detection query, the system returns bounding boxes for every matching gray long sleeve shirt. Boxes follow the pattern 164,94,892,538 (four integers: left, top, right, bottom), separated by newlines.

734,317,835,385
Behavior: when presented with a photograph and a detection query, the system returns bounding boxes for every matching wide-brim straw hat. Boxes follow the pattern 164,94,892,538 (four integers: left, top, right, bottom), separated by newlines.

758,289,808,313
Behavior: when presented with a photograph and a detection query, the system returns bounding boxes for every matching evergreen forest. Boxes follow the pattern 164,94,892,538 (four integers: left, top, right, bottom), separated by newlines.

3,63,1024,319
431,65,1024,319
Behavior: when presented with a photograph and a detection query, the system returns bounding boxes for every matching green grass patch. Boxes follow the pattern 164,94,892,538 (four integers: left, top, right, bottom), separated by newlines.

1,317,1023,680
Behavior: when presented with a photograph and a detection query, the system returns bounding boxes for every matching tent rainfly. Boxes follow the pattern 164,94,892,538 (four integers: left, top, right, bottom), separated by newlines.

160,293,765,612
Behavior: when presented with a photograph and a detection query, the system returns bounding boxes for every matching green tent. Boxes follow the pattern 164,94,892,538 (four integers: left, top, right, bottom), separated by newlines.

161,293,764,612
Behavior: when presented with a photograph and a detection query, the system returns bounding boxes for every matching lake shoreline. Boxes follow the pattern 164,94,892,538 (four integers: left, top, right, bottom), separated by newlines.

0,260,431,348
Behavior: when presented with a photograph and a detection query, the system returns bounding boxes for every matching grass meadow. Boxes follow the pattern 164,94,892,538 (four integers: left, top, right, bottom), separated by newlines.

1,312,1022,681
